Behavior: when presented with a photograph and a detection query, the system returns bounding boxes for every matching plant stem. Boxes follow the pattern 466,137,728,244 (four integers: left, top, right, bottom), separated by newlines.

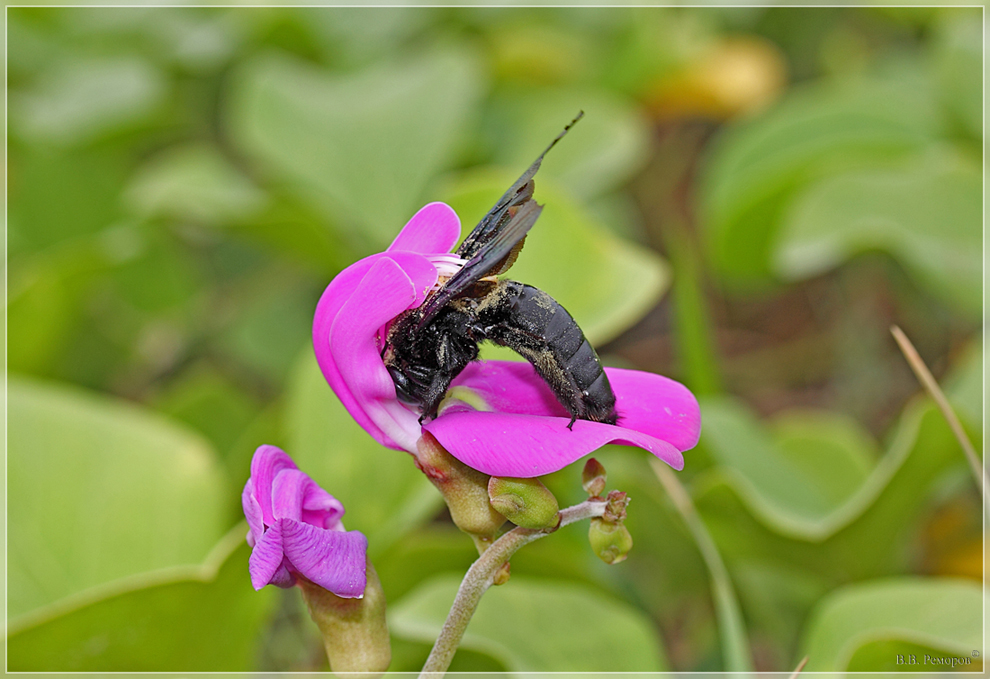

789,655,809,679
650,458,754,672
890,326,988,516
419,498,607,678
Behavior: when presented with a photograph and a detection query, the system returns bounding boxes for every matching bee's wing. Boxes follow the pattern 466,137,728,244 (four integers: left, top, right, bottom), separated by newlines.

416,200,542,327
412,112,582,329
456,111,583,260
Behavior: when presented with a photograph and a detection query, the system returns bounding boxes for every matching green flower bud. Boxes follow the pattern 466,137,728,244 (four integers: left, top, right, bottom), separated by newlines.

488,476,560,529
588,518,634,565
416,433,505,545
298,562,391,677
581,458,607,497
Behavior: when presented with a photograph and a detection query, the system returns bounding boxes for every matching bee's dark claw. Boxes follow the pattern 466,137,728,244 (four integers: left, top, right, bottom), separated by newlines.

567,415,577,430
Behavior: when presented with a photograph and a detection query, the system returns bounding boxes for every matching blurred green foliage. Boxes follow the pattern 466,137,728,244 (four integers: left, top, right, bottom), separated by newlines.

390,575,669,672
7,6,982,673
802,578,984,672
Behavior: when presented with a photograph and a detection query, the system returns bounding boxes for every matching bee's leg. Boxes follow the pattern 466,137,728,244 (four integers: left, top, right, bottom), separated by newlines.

420,330,477,422
419,372,454,423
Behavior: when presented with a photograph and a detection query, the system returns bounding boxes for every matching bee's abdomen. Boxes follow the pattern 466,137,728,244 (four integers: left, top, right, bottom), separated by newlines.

481,281,617,425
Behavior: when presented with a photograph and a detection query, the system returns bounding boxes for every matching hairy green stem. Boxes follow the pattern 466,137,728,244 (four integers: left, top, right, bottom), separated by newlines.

419,498,607,677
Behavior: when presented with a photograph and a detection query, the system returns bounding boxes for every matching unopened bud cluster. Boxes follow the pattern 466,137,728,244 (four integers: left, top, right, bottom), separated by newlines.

414,440,635,569
583,459,633,564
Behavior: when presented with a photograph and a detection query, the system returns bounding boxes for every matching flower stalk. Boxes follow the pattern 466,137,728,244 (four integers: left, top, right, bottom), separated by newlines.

419,498,608,677
415,433,505,551
298,563,391,677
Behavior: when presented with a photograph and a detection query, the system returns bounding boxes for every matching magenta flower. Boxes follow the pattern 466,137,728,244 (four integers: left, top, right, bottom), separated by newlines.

313,202,700,478
242,445,368,597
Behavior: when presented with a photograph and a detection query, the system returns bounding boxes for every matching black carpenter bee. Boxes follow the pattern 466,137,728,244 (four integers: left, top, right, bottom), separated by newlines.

382,112,617,429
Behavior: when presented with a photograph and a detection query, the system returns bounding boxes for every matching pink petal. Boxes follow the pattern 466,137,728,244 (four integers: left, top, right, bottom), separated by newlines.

313,252,438,447
329,257,424,452
387,202,462,254
300,477,346,530
271,469,345,529
268,560,296,588
280,520,369,598
606,368,701,452
241,480,264,547
453,361,701,451
249,445,298,526
248,522,289,590
423,409,684,477
451,360,569,417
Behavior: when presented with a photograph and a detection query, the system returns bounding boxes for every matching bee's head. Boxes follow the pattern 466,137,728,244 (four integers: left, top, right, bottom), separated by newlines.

386,364,419,406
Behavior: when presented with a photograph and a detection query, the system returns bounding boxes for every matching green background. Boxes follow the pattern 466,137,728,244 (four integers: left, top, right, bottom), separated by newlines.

7,6,983,672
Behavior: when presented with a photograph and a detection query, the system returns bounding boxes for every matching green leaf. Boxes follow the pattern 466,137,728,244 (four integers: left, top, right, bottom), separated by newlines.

390,575,669,672
8,526,276,671
731,561,830,658
699,66,939,282
152,365,261,465
110,226,202,313
228,48,483,250
774,148,981,317
845,637,980,672
697,399,879,538
374,525,478,603
443,173,669,347
769,410,876,508
124,143,268,225
933,11,982,140
285,351,442,557
218,275,315,385
12,56,166,146
692,395,974,669
227,194,357,277
7,258,76,374
8,377,231,620
800,578,983,671
305,7,435,68
695,397,968,585
692,328,983,618
486,86,652,198
10,146,130,254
